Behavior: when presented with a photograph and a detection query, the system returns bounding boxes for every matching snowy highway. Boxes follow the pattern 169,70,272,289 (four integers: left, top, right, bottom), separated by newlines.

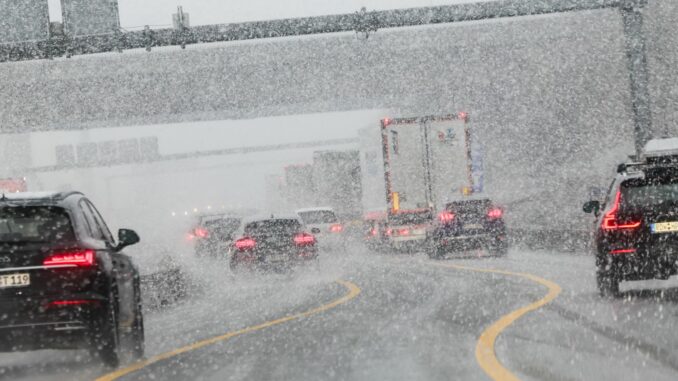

2,248,677,381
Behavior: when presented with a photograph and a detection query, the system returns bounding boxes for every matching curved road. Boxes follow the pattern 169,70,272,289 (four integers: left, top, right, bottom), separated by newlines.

1,248,678,381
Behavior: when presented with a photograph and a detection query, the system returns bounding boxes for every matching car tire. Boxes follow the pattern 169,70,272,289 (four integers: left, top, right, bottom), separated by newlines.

597,271,620,298
229,256,239,272
94,291,121,368
128,280,145,360
427,244,444,260
492,243,508,257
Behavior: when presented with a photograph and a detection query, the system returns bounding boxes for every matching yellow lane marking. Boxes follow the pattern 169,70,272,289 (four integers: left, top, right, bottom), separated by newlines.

95,279,361,381
434,262,562,381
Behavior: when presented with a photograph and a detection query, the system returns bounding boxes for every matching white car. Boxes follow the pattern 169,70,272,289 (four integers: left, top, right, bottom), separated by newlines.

296,207,346,251
386,208,434,251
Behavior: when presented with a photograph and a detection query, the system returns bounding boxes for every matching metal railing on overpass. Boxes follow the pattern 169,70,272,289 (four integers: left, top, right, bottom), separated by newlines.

0,0,641,62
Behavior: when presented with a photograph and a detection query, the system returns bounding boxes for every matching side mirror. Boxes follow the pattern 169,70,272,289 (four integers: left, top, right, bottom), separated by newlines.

116,228,140,251
582,200,600,214
311,227,321,234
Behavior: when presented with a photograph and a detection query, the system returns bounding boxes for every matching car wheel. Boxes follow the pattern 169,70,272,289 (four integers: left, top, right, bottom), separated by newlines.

229,256,239,272
597,271,620,298
127,280,145,360
94,291,121,367
427,243,444,260
492,242,508,257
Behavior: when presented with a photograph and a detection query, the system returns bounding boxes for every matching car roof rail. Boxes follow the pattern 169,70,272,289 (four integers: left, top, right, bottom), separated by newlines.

617,162,643,174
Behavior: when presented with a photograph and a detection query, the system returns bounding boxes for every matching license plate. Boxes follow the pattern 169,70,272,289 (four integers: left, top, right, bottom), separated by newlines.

0,273,30,288
651,221,678,233
463,224,483,230
268,254,286,262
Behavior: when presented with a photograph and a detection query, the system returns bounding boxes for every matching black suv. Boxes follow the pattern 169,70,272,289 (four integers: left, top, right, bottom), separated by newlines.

584,139,678,296
190,214,242,257
427,197,507,259
0,191,143,367
228,216,318,272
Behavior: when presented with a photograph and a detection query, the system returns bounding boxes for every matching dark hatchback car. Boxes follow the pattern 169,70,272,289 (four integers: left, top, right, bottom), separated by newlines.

427,198,507,259
190,214,242,257
584,139,678,296
228,216,318,272
0,191,143,367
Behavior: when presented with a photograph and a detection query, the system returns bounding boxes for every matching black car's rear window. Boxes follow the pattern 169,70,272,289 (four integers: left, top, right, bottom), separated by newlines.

389,210,433,225
622,174,678,208
446,199,491,214
298,210,337,224
202,218,240,234
244,219,302,236
0,206,74,243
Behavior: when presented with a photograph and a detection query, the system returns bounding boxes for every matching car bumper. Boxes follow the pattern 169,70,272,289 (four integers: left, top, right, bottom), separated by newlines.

314,233,345,250
435,233,504,251
233,248,318,267
0,297,103,351
602,249,678,281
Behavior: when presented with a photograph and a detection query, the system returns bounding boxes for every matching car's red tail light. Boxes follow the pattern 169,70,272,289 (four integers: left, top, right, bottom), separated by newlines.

602,191,641,231
235,237,256,250
43,250,95,268
369,228,377,237
47,299,99,308
385,228,393,236
194,227,209,238
610,248,636,254
294,233,316,246
398,229,410,236
439,211,455,223
487,208,503,219
329,224,343,233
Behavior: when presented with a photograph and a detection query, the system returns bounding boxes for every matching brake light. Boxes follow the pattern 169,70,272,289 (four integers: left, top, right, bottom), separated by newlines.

47,299,98,308
369,228,377,236
235,237,256,250
43,250,95,268
398,229,410,236
610,248,636,254
487,208,503,219
385,228,393,236
194,227,209,238
602,191,641,230
294,233,316,246
439,211,455,223
329,224,343,233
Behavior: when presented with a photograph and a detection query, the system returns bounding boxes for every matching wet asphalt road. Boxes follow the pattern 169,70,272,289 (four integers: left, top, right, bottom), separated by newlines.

1,247,678,381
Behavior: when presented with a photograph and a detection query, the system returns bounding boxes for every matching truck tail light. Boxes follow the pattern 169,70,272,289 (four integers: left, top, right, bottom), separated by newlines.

602,191,641,231
235,237,256,250
329,224,343,233
43,250,96,268
294,233,316,246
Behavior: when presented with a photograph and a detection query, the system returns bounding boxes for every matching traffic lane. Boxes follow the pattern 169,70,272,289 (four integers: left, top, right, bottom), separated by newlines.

0,260,346,381
446,250,678,381
115,251,545,381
